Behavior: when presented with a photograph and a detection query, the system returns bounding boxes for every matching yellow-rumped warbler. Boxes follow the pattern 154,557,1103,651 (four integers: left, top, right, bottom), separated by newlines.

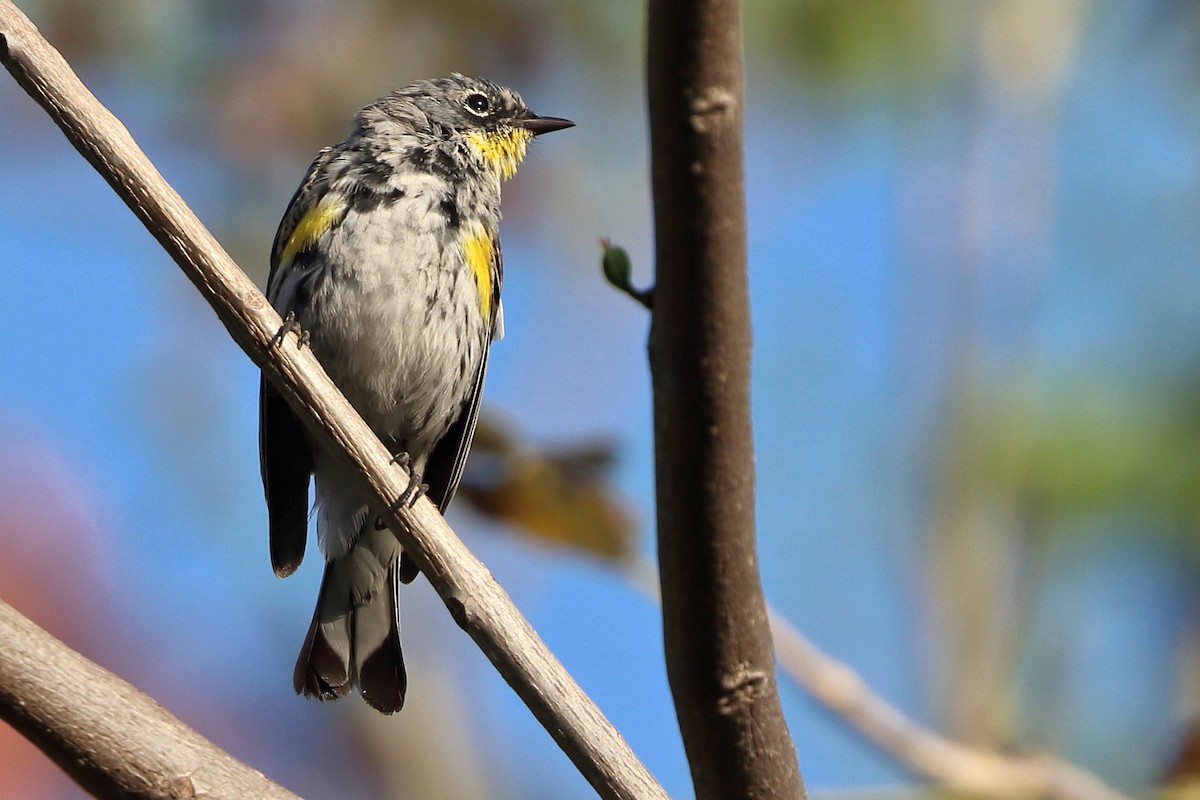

259,74,572,713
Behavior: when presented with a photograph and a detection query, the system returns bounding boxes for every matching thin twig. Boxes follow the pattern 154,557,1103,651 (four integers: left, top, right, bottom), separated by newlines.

622,556,1128,800
0,4,667,798
767,609,1129,800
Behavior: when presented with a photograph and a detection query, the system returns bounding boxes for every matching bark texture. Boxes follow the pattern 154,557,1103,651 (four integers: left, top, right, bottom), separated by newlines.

647,0,806,797
0,600,301,800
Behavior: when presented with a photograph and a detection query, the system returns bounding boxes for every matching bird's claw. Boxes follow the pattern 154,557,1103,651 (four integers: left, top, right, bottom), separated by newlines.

391,468,428,511
373,457,426,529
271,311,307,349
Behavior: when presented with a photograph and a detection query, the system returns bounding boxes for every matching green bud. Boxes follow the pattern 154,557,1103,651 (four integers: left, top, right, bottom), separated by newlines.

598,237,652,309
600,238,633,292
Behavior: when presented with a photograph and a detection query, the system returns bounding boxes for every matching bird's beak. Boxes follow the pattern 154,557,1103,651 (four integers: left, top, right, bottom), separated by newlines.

515,111,575,136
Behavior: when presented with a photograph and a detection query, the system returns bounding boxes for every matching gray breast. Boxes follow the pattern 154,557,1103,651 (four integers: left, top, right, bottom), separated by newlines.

304,184,489,457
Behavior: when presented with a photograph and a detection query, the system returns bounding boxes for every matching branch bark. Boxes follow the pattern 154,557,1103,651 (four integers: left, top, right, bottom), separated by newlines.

0,4,666,798
0,599,301,800
646,0,805,798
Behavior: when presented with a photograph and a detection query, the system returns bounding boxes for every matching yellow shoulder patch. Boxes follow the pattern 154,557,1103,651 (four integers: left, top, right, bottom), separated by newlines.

466,127,534,180
279,195,343,267
463,228,495,320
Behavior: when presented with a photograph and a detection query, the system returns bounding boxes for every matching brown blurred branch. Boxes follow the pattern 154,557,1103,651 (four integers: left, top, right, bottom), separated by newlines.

646,0,805,798
0,3,666,799
620,556,1127,800
0,598,302,800
766,609,1131,800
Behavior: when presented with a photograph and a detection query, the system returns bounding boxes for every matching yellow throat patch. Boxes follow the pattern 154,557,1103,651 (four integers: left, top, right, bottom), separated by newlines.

466,127,534,180
463,227,495,320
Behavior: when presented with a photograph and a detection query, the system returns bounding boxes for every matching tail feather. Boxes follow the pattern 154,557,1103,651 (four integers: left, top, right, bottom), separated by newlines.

293,614,352,700
293,527,406,712
354,563,406,713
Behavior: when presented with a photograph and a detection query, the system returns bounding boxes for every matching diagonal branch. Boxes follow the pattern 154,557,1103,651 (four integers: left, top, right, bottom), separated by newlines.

620,556,1127,800
765,609,1131,800
0,4,666,799
0,599,302,800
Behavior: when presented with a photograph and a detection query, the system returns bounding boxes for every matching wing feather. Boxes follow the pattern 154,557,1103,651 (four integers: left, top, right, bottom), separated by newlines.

423,234,503,511
260,375,313,577
270,147,335,282
260,146,337,576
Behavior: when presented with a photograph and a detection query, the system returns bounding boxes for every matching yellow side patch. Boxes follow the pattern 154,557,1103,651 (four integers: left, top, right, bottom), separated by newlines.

279,196,342,267
466,127,534,180
463,228,494,320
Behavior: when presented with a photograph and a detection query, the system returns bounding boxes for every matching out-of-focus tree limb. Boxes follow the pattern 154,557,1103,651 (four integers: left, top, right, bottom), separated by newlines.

766,608,1130,800
0,4,666,799
646,0,806,797
0,598,302,800
617,553,1127,800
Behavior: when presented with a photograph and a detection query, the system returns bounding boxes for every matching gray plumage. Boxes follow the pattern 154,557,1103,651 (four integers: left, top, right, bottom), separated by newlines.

260,74,572,713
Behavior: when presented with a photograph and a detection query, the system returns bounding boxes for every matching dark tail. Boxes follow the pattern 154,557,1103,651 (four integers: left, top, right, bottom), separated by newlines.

294,529,406,713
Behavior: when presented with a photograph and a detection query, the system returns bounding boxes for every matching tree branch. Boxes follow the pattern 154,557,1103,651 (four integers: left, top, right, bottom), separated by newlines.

766,609,1131,800
620,556,1126,800
0,598,302,799
0,4,666,798
646,0,806,798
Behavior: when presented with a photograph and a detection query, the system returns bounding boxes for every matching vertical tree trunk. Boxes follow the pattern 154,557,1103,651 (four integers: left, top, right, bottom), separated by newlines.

646,0,806,798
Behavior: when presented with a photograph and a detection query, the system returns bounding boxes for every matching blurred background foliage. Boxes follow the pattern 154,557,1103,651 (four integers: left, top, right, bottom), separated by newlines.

2,0,1200,798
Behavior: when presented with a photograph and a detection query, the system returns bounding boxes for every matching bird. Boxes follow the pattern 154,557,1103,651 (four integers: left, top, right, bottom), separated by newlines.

259,74,573,713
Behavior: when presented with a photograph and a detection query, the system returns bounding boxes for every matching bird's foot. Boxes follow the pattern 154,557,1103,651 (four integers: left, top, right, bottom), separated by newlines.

398,477,429,509
389,451,428,506
271,311,309,349
373,456,428,529
391,463,429,510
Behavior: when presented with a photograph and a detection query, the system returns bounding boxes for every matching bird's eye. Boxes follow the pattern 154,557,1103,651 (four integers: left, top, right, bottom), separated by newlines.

465,93,491,116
